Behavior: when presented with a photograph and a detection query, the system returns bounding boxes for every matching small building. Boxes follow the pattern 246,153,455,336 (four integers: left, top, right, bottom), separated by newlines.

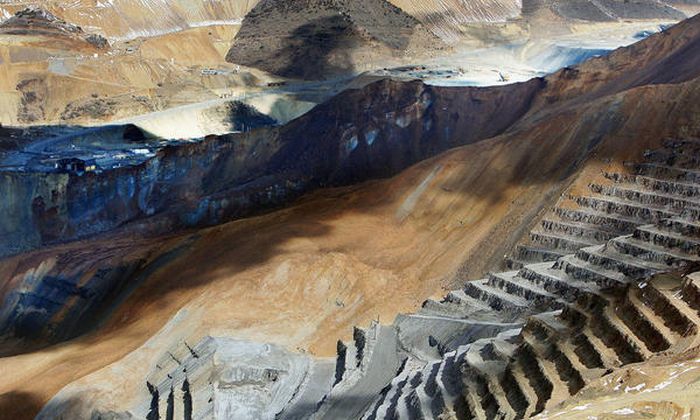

55,158,98,174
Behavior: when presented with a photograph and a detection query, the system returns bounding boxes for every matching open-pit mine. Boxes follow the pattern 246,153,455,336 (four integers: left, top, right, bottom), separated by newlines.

1,1,700,419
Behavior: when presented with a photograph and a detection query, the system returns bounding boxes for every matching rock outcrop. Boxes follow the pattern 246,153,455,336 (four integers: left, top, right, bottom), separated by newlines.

522,0,688,21
0,7,109,48
0,77,544,259
225,0,446,79
5,9,700,420
7,10,700,259
3,8,700,360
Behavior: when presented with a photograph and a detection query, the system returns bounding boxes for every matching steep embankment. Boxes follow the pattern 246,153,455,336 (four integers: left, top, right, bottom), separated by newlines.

2,1,700,363
535,12,700,106
0,0,256,40
522,0,688,21
0,1,691,126
8,70,700,420
0,7,106,48
2,13,700,420
0,93,657,419
386,0,522,40
0,2,307,127
0,78,544,259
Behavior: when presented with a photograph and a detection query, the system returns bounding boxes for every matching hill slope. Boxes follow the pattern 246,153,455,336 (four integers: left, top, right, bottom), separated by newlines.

523,0,688,21
225,0,446,79
0,0,693,126
0,0,256,40
2,12,700,420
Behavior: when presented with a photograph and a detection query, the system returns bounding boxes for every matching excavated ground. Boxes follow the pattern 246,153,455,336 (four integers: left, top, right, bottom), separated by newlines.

0,131,576,418
3,67,700,417
0,1,691,128
2,3,700,420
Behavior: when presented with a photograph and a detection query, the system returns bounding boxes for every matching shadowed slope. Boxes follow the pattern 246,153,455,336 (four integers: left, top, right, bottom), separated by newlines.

225,0,446,79
3,11,700,420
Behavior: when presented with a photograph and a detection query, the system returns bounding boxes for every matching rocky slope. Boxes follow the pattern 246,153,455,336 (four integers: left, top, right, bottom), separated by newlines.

1,11,700,420
5,11,700,260
0,7,103,45
0,5,281,127
225,0,447,80
0,0,692,127
522,0,689,21
0,77,543,260
0,0,256,41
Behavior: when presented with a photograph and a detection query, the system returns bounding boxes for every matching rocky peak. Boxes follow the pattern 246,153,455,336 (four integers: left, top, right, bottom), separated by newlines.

2,6,83,34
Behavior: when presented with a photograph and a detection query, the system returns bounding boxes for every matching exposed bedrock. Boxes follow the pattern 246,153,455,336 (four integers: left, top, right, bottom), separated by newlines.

0,77,544,259
5,12,700,258
6,16,700,419
4,13,700,354
0,7,110,49
0,77,547,352
38,337,325,420
32,135,700,418
0,234,196,356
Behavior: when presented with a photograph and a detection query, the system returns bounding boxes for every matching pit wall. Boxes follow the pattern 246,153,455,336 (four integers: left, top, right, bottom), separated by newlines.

0,78,546,258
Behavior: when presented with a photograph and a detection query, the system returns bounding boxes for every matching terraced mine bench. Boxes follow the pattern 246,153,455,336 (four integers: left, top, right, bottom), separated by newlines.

507,138,700,269
117,139,700,419
320,139,700,419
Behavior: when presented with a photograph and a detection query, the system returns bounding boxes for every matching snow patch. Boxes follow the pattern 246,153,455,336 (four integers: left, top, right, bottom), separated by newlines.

345,135,359,154
644,380,672,392
395,114,412,128
365,129,379,146
624,383,646,393
612,408,635,415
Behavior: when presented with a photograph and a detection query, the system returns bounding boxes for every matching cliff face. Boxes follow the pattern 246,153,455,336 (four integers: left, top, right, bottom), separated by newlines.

0,78,546,352
11,13,700,260
0,78,544,260
2,13,700,420
3,14,700,353
4,68,700,420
